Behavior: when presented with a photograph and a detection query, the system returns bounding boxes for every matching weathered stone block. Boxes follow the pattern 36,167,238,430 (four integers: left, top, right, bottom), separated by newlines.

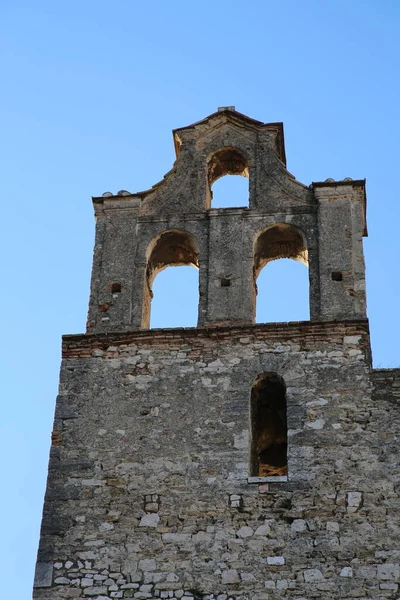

377,563,400,581
34,562,53,588
221,569,239,584
303,569,324,582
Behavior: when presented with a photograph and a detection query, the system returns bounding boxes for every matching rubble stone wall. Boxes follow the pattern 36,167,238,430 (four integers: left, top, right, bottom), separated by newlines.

34,321,400,600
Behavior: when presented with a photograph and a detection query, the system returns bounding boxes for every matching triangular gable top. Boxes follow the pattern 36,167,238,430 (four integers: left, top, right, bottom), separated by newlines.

172,107,286,166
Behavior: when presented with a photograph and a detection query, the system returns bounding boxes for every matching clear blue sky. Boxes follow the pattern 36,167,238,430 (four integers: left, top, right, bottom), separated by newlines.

1,1,399,597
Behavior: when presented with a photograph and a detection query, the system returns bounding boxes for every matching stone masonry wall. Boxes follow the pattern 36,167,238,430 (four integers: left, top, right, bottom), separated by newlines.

33,320,400,600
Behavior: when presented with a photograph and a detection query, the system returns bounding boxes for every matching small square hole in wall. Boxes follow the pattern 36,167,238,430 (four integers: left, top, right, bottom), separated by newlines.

221,278,231,287
111,282,122,294
331,271,343,281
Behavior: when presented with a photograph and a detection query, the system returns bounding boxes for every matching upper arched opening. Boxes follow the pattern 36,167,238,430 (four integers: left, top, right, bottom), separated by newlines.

142,229,200,328
150,266,199,329
207,147,249,209
253,224,310,323
254,224,308,279
146,229,199,280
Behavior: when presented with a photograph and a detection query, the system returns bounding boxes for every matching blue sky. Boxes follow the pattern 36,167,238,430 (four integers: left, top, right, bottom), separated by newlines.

1,1,400,597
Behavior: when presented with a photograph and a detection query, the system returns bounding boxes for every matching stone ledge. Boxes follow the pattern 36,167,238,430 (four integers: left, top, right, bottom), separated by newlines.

63,319,370,357
62,319,371,358
247,476,288,483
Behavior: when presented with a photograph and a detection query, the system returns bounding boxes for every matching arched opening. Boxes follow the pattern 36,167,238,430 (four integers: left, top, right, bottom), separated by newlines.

250,373,287,477
150,266,199,328
254,224,309,323
207,147,249,209
142,230,200,328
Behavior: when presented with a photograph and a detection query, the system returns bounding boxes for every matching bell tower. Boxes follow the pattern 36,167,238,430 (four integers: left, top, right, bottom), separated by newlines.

34,109,400,600
87,107,366,332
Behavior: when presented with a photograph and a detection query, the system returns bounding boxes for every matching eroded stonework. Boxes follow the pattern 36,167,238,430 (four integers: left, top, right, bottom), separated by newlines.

33,109,399,599
34,322,400,599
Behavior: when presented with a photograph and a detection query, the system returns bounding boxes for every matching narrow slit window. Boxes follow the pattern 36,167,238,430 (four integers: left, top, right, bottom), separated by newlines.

250,373,288,477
